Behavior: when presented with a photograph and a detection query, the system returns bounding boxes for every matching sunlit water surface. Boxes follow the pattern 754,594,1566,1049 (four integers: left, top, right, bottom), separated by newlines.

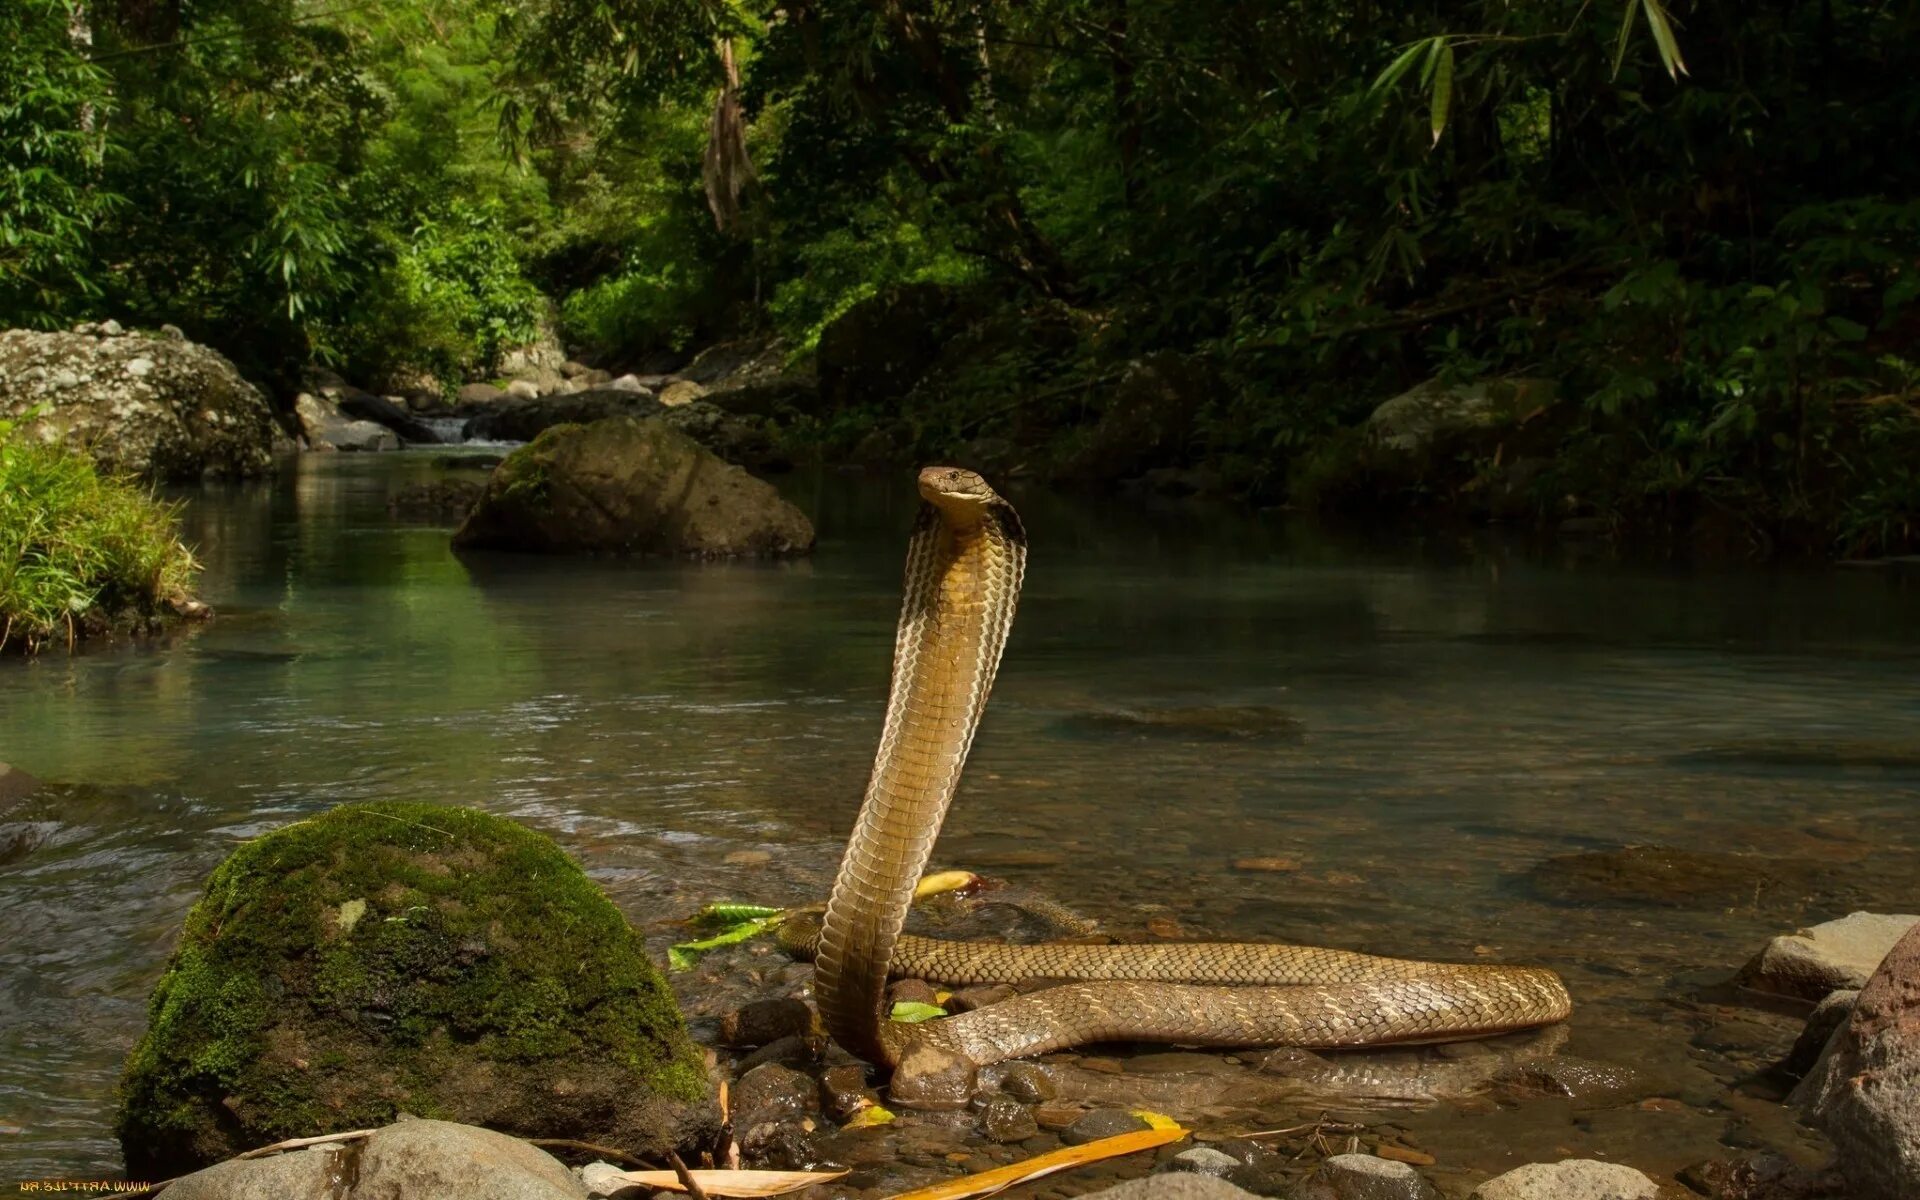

3,452,1918,1186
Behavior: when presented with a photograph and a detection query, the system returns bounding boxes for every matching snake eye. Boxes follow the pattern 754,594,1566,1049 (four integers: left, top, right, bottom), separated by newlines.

917,466,995,506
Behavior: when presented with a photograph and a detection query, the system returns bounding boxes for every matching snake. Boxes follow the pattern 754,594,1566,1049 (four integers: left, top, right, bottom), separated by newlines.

801,466,1571,1079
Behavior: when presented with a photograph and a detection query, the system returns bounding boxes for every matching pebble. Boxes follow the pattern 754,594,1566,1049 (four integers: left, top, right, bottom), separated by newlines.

1063,1109,1151,1145
1156,1148,1241,1178
975,1095,1039,1144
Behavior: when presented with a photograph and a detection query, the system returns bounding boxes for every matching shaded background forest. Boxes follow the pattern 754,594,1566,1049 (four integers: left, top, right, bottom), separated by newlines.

7,0,1920,554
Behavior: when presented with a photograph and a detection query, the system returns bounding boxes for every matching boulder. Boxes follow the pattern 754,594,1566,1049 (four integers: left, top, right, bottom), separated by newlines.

117,801,714,1176
817,285,979,409
1054,353,1212,485
680,336,789,387
1783,989,1858,1077
453,417,813,559
0,327,278,479
330,386,442,444
659,379,709,407
293,393,399,452
1743,912,1919,999
1367,378,1560,457
1294,1153,1438,1200
463,388,664,443
159,1120,587,1200
506,379,542,400
660,400,782,469
1793,920,1920,1199
1467,1161,1659,1200
458,382,507,406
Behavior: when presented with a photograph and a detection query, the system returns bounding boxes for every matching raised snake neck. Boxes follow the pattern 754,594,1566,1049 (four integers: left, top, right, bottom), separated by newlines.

809,467,1571,1073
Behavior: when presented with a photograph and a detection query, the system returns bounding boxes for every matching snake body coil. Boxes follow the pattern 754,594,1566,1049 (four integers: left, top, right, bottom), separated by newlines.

811,467,1570,1073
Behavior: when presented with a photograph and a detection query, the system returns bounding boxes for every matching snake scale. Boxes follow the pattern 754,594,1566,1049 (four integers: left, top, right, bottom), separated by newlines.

802,466,1571,1075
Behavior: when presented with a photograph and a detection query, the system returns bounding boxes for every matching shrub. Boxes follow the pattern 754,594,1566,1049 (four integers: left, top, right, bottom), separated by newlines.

0,420,200,652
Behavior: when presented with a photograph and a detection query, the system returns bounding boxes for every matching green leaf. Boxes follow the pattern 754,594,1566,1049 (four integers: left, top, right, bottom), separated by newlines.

696,902,785,927
1640,0,1689,79
668,914,783,971
1370,39,1430,97
1612,1,1638,80
1827,317,1869,342
1429,43,1455,148
888,1001,948,1024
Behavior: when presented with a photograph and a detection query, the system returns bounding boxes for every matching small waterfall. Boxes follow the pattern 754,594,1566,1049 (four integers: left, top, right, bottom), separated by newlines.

420,416,470,444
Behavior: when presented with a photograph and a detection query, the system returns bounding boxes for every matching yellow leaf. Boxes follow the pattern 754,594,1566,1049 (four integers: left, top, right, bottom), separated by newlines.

881,1127,1188,1200
914,870,979,899
844,1104,897,1129
1130,1109,1184,1132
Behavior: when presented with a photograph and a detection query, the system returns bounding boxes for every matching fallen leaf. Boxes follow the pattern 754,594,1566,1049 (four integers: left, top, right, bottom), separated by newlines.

881,1126,1188,1200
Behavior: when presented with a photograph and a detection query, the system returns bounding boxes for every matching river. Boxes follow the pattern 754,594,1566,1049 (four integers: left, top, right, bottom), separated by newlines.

3,450,1918,1187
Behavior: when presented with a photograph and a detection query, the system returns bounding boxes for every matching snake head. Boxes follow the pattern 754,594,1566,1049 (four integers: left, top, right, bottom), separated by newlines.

917,466,1001,521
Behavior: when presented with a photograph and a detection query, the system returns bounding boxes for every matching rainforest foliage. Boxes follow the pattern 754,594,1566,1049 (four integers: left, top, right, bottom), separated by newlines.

6,0,1918,551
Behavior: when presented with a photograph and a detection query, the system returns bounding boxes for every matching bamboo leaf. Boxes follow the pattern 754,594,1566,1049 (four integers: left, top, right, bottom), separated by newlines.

881,1127,1189,1200
1640,0,1689,79
1612,0,1637,80
1419,36,1445,87
914,870,979,899
889,1001,948,1023
1429,42,1455,147
1369,39,1430,96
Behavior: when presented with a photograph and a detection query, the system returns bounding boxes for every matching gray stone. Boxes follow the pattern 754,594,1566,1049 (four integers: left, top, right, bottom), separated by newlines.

1784,989,1858,1077
328,420,401,452
98,319,124,336
294,393,399,452
1158,1148,1241,1179
1062,1108,1151,1145
1468,1160,1658,1200
0,329,278,479
1080,1176,1261,1200
506,379,541,400
160,1122,586,1200
159,324,186,341
1366,377,1559,456
1743,912,1919,999
1292,1153,1437,1200
1794,920,1920,1200
453,417,812,559
561,359,593,378
606,374,648,393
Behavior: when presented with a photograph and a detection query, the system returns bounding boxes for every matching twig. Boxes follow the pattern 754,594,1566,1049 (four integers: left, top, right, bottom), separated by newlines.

669,1149,714,1200
526,1138,660,1169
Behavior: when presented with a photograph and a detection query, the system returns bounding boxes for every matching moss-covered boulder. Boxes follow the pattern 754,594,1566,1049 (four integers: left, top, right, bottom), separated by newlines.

117,802,715,1177
453,416,814,558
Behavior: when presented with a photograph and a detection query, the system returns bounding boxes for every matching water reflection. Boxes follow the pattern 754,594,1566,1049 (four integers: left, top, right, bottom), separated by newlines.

1,451,1917,1178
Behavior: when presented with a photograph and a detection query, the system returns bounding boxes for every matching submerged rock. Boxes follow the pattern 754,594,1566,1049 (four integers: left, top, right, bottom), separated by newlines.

1293,1153,1437,1200
0,762,39,810
161,1120,588,1200
1742,912,1919,999
453,416,814,559
1793,920,1920,1199
1054,705,1304,742
0,326,280,479
116,801,713,1176
1528,845,1815,909
1468,1160,1658,1200
386,479,483,522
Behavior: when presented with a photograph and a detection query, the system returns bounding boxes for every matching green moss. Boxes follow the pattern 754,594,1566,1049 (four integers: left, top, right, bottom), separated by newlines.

493,423,585,510
118,801,709,1174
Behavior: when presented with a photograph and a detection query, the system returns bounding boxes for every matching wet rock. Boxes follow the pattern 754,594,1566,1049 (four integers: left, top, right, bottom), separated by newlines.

0,327,279,479
387,480,483,521
1079,1176,1260,1200
659,400,782,468
947,984,1016,1014
735,1034,823,1074
1292,1153,1437,1200
1033,1103,1086,1130
1742,912,1919,1000
116,803,714,1176
333,387,442,443
1054,705,1304,742
1367,377,1560,457
1782,990,1858,1078
463,387,662,442
1157,1148,1241,1179
1529,845,1814,909
0,762,39,810
888,1042,976,1111
1467,1160,1658,1200
888,979,942,1008
1063,1109,1151,1145
740,1120,822,1171
453,417,814,559
1793,920,1920,1199
162,1120,586,1200
819,1063,879,1120
721,998,816,1047
735,1063,819,1125
1675,1154,1842,1200
997,1061,1057,1103
660,380,708,407
973,1095,1038,1144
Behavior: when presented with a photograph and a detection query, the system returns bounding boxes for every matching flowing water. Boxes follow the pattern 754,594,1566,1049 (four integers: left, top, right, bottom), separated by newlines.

3,451,1919,1189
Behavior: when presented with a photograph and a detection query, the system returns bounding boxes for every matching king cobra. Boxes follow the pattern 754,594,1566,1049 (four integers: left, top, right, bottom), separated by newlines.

801,466,1570,1078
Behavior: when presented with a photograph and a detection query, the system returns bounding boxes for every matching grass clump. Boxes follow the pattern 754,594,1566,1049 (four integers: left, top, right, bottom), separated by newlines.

0,418,200,652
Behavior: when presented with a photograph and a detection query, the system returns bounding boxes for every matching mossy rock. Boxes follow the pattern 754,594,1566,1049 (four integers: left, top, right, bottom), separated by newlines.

117,801,714,1176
